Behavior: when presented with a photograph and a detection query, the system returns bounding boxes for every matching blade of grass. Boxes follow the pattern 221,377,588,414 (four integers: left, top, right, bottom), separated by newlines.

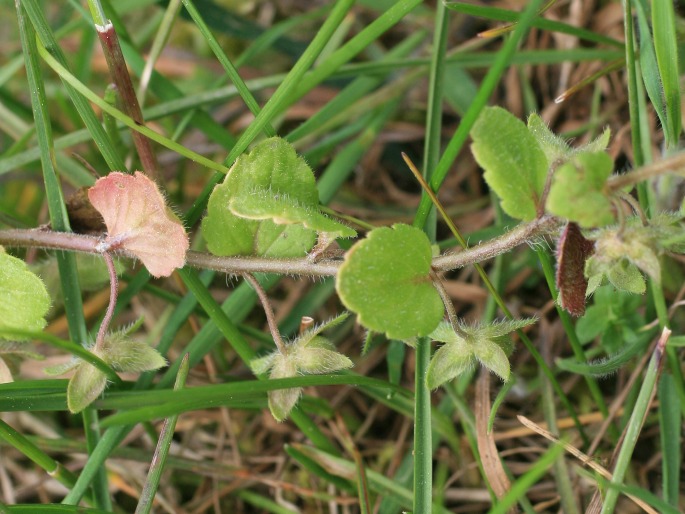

17,5,110,507
180,0,275,137
134,354,189,514
486,444,563,514
651,0,681,147
414,0,545,227
0,418,84,495
21,0,127,172
600,329,670,513
445,1,622,47
658,373,681,508
34,40,230,175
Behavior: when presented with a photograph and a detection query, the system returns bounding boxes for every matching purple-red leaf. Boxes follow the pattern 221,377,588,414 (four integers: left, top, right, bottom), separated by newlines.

556,222,595,316
88,171,188,277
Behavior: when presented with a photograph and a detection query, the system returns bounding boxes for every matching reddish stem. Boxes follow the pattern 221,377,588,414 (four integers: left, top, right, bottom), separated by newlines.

95,251,118,351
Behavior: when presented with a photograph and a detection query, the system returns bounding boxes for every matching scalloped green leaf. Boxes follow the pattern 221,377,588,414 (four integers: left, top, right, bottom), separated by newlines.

202,137,321,258
230,189,356,239
547,151,615,228
471,106,548,221
0,250,51,338
336,224,444,340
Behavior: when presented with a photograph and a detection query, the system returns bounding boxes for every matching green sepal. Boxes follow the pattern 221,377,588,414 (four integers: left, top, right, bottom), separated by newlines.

267,355,300,422
67,362,108,414
426,336,472,389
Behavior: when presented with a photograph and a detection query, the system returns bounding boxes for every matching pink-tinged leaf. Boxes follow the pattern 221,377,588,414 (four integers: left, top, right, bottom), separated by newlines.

556,222,595,316
88,172,188,277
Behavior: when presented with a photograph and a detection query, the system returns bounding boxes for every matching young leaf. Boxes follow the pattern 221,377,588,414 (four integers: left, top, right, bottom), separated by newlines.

0,250,51,338
556,222,595,316
229,189,356,240
471,106,548,220
546,151,615,227
527,113,571,163
336,224,444,340
528,113,611,163
88,171,189,277
202,137,323,258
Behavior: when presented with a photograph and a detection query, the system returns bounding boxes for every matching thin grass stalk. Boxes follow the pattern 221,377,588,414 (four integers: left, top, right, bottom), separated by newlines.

180,0,276,137
0,419,92,502
135,354,189,514
600,329,670,513
414,0,546,227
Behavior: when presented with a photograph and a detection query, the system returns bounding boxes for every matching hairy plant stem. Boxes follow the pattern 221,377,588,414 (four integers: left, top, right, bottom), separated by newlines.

0,217,560,277
94,251,118,351
430,270,466,338
606,150,685,191
241,273,287,355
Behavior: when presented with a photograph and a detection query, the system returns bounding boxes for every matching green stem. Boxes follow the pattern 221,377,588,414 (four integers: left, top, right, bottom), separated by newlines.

414,0,546,227
600,329,670,513
413,337,432,514
135,354,189,514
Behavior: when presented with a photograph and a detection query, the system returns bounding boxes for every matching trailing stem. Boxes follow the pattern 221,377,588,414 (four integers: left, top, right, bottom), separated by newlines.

242,273,287,355
94,251,118,351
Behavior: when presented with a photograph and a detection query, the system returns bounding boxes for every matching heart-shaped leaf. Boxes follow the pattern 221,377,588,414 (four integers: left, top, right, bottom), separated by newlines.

336,224,444,340
88,171,189,277
0,250,51,338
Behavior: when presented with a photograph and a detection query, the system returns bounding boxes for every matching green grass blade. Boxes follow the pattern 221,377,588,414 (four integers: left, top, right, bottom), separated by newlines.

658,373,681,507
22,0,127,172
487,444,563,514
633,0,668,148
445,2,623,48
134,355,189,514
180,0,275,137
414,0,546,227
651,0,681,147
600,330,669,513
34,40,231,174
